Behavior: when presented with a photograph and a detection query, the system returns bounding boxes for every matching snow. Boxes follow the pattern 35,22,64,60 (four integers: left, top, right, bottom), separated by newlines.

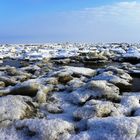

123,47,140,58
63,66,96,77
0,43,140,140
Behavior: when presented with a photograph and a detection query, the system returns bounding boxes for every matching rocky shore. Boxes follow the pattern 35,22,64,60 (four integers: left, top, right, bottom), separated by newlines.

0,43,140,140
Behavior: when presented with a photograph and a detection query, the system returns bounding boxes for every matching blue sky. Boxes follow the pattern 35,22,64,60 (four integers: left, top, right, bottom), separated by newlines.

0,0,140,43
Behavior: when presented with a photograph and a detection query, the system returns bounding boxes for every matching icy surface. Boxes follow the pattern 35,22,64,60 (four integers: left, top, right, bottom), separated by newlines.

0,43,140,140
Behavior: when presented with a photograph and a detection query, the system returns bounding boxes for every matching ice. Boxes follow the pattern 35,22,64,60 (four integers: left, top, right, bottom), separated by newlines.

0,43,140,140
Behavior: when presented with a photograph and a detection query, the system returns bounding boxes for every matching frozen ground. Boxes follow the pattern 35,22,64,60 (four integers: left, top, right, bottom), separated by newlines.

0,43,140,140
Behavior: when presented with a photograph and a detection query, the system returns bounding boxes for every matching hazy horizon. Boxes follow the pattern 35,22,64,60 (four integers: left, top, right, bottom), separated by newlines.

0,0,140,43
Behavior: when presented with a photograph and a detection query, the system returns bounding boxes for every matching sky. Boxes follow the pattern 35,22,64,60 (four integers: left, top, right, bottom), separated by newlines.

0,0,140,43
